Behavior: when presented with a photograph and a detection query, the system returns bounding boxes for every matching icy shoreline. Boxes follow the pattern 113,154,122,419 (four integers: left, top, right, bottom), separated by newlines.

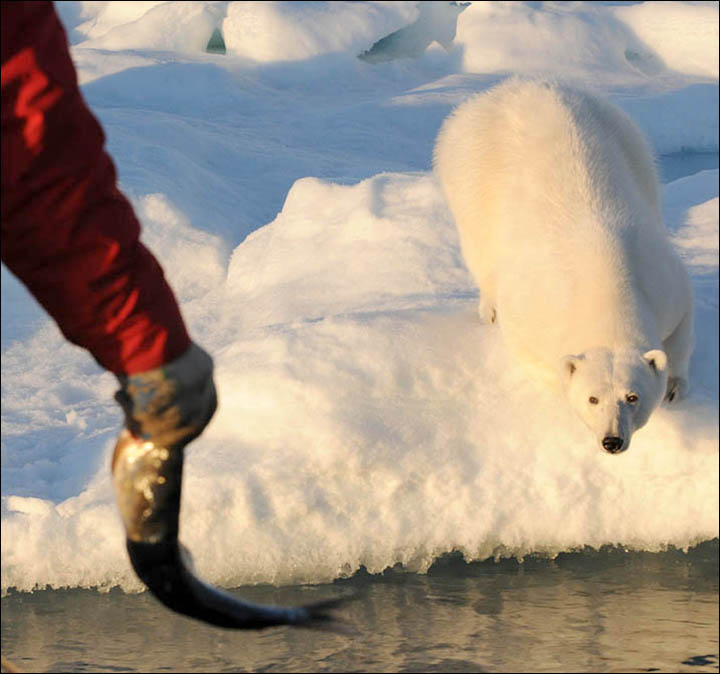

2,1,717,593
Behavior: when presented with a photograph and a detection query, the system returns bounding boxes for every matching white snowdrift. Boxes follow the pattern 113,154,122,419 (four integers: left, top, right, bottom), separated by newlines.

223,1,419,63
73,1,168,41
455,1,718,83
73,1,223,54
612,1,719,80
2,169,717,592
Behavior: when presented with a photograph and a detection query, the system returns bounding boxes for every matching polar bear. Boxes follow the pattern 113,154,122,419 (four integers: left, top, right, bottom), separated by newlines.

433,79,693,454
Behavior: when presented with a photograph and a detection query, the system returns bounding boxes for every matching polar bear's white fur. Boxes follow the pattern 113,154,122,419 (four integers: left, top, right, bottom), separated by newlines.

434,79,693,453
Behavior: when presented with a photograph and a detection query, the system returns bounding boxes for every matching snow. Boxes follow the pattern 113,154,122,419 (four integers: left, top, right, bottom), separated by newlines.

223,1,420,63
71,1,219,52
1,1,718,593
616,84,719,155
612,1,720,80
455,0,720,84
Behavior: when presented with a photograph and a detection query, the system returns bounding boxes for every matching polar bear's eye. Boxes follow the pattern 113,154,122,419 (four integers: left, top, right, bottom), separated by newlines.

626,394,639,404
588,396,599,405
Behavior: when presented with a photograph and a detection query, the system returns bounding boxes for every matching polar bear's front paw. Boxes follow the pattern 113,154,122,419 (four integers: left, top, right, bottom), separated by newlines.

479,298,497,325
665,376,689,403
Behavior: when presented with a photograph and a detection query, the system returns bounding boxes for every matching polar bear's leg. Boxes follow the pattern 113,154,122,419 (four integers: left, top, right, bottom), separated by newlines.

478,294,497,324
663,310,693,402
477,277,498,324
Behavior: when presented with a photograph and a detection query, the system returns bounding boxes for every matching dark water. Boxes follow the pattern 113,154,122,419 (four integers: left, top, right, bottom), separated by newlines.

2,542,718,673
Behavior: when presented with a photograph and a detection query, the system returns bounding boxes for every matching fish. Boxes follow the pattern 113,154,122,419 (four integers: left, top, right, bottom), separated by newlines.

112,430,353,632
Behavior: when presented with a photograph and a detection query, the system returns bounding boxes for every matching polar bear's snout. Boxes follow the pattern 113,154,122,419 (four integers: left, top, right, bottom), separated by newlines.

602,436,625,454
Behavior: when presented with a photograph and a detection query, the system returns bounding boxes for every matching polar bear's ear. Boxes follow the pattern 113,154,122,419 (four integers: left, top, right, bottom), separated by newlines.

643,349,668,374
562,355,583,379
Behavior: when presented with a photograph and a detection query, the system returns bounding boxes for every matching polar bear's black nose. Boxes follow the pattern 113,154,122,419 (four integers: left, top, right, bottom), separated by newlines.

602,436,625,453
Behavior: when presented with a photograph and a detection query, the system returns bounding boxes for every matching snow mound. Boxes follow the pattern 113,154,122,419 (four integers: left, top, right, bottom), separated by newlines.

223,173,472,330
73,2,167,40
73,1,223,54
2,170,717,593
455,1,718,82
612,1,719,80
222,1,419,63
135,193,227,302
62,1,719,83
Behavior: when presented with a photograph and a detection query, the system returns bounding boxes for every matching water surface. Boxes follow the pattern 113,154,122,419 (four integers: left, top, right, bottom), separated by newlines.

2,543,717,673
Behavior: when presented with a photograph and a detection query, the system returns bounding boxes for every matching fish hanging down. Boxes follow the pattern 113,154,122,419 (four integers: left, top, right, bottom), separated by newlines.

112,430,353,632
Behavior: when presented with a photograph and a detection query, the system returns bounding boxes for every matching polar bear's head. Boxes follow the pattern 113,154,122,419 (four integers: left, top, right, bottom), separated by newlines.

562,347,668,454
